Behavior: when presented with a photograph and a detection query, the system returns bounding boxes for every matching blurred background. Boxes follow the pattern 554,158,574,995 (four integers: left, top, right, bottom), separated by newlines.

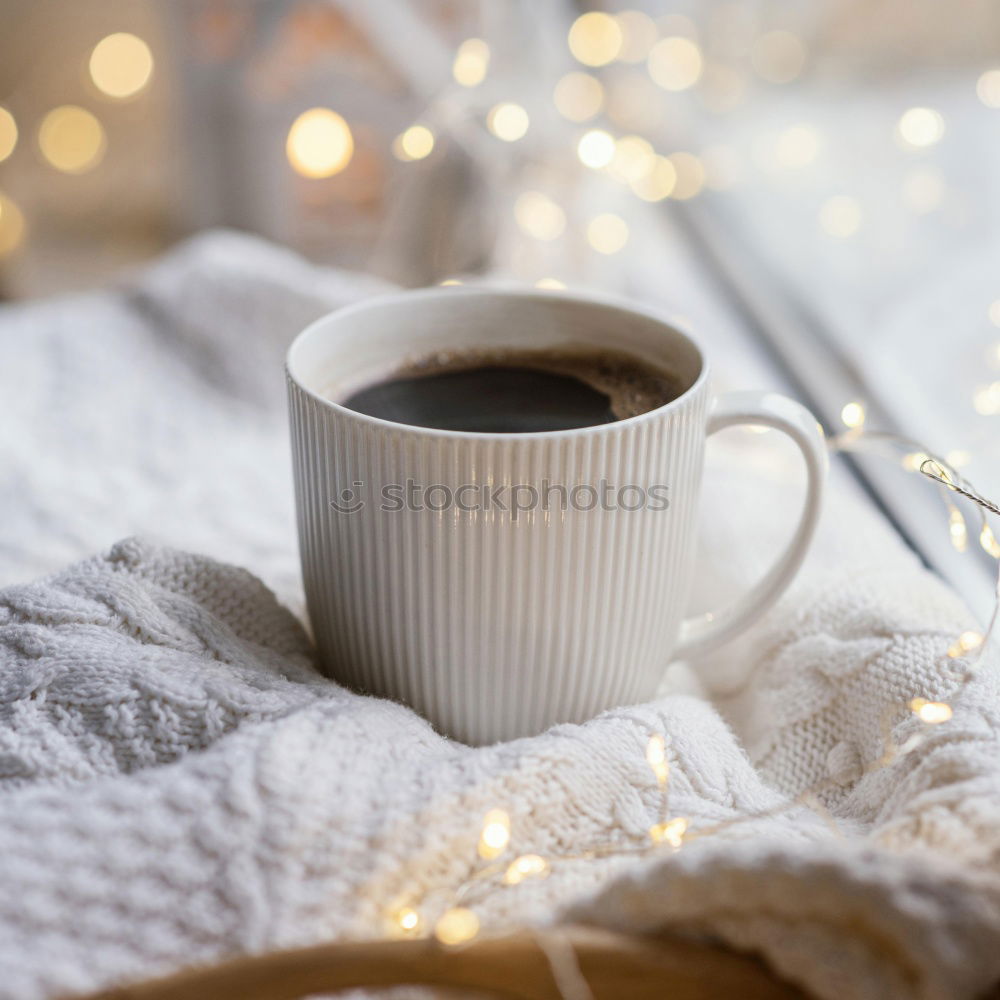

3,0,1000,607
4,0,998,295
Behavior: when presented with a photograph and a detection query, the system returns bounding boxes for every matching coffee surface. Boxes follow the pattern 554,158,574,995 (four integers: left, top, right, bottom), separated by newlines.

337,347,681,433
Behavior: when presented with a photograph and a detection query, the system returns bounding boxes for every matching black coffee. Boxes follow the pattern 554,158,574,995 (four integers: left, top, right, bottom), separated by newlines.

338,347,681,433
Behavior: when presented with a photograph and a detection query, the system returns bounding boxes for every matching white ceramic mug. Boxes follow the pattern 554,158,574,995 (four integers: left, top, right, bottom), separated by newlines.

287,288,826,744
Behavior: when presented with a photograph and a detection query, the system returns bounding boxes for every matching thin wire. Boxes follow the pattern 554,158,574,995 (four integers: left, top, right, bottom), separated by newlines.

534,930,596,1000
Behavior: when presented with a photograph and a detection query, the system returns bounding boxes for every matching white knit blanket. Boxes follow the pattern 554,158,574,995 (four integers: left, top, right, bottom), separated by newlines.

2,232,1000,1000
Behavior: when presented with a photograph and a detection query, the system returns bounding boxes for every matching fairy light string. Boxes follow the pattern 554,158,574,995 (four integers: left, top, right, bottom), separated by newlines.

383,411,999,963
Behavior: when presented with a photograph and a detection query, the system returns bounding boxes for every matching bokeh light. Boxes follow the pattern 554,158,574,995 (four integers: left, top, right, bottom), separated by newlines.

393,125,434,161
608,134,655,183
286,108,353,178
901,166,945,213
514,191,566,241
577,129,616,168
820,196,863,237
989,300,1000,327
503,853,551,885
0,108,17,163
630,156,677,201
567,12,623,67
910,698,953,724
974,382,1000,415
89,33,154,99
615,10,659,63
895,107,945,148
535,278,566,289
553,72,604,122
487,103,529,141
477,809,511,859
38,106,106,174
587,213,629,254
773,125,821,169
840,401,866,428
434,907,480,946
453,38,489,87
647,37,703,91
977,69,1000,108
0,193,26,257
391,906,421,936
667,152,705,200
752,30,807,84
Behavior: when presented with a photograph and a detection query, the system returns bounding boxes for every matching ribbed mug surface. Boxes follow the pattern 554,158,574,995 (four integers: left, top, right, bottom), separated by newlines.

287,288,713,745
288,372,707,744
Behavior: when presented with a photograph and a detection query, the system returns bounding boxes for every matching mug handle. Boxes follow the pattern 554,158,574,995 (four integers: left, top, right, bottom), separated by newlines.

672,390,828,662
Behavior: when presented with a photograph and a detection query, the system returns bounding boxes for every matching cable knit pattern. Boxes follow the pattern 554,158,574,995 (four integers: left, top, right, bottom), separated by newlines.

2,232,1000,1000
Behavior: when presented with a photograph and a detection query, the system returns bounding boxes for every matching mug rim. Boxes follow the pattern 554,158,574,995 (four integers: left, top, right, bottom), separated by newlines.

285,286,710,441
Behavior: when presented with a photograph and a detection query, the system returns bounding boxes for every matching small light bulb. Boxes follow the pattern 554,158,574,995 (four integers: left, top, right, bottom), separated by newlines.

389,905,422,936
649,816,688,847
909,698,953,724
948,631,983,658
286,108,353,178
840,401,865,429
949,506,968,552
980,523,1000,558
434,907,480,946
503,854,550,885
646,734,669,786
477,808,511,859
